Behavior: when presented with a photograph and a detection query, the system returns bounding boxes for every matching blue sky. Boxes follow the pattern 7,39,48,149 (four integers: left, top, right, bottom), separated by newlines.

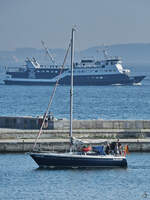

0,0,150,51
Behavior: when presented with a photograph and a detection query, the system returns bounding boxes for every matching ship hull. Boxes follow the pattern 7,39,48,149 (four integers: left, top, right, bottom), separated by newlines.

4,74,145,86
30,152,127,168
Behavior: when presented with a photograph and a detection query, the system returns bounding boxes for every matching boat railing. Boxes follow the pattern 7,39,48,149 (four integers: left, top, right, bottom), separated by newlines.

103,56,122,62
39,64,68,69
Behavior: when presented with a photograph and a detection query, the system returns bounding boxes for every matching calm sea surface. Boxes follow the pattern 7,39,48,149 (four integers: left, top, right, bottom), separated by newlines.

0,153,150,200
0,64,150,199
0,64,150,120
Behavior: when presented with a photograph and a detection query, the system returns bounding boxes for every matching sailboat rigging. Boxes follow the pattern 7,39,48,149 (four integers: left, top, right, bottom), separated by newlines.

29,28,128,168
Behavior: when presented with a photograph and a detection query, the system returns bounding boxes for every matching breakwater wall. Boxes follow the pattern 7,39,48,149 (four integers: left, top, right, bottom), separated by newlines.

0,116,150,152
1,116,150,130
1,116,150,138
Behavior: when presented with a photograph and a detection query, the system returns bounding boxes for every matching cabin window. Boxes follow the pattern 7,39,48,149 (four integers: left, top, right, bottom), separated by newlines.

106,62,108,65
95,70,98,72
109,70,112,72
111,61,113,65
95,61,101,65
81,59,93,63
102,65,105,68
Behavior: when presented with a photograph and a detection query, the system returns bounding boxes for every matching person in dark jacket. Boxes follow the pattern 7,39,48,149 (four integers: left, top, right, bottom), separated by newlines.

105,144,110,155
117,139,122,155
110,142,116,154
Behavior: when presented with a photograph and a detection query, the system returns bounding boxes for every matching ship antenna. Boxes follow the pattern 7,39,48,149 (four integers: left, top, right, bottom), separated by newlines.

102,44,109,59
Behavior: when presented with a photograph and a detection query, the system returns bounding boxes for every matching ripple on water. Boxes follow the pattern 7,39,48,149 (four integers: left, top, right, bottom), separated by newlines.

0,153,150,200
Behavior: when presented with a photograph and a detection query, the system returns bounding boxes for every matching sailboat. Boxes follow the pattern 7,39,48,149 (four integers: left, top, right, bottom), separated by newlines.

29,28,127,168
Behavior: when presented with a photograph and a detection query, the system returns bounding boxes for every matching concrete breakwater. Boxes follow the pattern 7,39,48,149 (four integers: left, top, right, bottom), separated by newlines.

0,116,150,152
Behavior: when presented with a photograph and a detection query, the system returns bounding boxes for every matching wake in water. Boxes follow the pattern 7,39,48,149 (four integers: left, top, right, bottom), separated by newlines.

133,82,141,86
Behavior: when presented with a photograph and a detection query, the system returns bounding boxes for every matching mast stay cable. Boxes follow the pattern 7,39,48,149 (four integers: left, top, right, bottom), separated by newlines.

33,42,71,151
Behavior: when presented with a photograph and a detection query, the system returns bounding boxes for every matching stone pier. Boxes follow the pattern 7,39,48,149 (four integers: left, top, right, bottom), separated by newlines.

0,116,150,152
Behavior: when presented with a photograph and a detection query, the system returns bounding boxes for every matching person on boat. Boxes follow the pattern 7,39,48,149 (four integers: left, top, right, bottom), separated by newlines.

117,139,122,155
115,143,119,155
110,142,116,154
105,144,110,155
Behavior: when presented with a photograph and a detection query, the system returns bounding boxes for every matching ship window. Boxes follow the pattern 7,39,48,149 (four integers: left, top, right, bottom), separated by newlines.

102,65,105,68
95,61,101,65
55,71,57,73
111,61,113,65
81,59,93,63
95,70,98,72
109,70,112,72
106,62,108,65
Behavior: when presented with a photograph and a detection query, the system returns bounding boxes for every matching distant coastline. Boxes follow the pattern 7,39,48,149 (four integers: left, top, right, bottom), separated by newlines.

0,43,150,67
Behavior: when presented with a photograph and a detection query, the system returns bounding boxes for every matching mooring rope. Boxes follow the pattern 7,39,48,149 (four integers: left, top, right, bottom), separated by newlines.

33,42,71,150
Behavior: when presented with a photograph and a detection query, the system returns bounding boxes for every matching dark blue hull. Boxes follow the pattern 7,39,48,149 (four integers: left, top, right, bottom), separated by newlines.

4,74,145,86
30,153,127,168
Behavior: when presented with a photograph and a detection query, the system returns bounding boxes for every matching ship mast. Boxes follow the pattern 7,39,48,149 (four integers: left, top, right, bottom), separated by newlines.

70,28,75,149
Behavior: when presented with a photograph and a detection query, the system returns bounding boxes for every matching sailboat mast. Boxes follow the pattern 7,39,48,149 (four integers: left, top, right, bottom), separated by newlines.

70,28,75,146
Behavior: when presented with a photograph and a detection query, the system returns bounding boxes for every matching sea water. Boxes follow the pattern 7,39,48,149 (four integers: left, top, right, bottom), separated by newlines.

0,64,150,199
0,64,150,120
0,153,150,200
